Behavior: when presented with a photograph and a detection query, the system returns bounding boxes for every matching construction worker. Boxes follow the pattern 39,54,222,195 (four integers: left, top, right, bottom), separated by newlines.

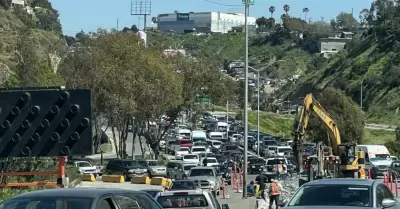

268,179,282,209
358,166,366,179
203,157,208,166
255,174,267,200
277,161,284,179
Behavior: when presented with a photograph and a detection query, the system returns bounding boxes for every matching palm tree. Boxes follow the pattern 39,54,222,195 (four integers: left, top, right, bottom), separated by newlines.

283,4,290,15
269,6,275,18
256,17,267,32
303,7,309,21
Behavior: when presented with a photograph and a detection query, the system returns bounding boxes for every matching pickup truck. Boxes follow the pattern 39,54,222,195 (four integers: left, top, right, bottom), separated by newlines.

262,157,288,182
186,167,222,196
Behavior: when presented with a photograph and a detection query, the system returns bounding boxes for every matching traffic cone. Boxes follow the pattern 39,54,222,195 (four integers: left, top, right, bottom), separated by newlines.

384,173,388,185
368,169,371,179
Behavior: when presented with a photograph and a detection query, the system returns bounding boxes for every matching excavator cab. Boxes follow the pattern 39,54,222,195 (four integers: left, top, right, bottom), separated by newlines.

338,143,359,177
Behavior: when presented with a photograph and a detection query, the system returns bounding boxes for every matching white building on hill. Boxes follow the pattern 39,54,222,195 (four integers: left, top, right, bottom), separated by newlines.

156,11,256,33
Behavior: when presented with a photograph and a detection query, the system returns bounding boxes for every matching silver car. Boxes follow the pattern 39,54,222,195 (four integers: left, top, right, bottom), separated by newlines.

281,178,400,209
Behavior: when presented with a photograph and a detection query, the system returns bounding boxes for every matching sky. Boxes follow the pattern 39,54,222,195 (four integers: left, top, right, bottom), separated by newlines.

49,0,374,36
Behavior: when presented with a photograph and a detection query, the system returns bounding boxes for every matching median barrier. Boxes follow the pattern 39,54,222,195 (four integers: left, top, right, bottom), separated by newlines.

165,178,172,188
102,175,125,183
150,177,167,186
131,176,150,184
81,174,96,182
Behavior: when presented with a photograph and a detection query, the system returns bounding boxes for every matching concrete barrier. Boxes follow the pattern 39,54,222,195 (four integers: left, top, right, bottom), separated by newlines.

102,175,125,183
131,176,150,184
150,177,167,186
81,174,96,182
165,178,173,188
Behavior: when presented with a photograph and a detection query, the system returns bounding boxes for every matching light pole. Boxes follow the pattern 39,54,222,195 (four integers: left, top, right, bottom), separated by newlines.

360,80,363,114
242,0,249,198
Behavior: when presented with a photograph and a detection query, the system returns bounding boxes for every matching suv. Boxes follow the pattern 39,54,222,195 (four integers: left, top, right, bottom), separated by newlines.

186,167,222,196
262,157,288,182
155,189,225,209
166,161,188,179
104,159,148,180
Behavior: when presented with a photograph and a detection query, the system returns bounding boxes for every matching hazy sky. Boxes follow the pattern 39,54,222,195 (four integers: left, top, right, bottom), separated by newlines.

50,0,373,35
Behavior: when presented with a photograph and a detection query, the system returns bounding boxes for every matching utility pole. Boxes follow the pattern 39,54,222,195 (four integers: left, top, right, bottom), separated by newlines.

116,19,119,31
360,80,363,114
243,0,250,199
226,100,229,140
257,70,260,156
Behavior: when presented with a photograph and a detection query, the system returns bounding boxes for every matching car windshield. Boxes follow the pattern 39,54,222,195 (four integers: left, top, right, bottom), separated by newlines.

249,159,265,164
124,160,147,167
192,137,206,142
170,181,197,190
192,148,206,152
0,197,93,209
77,162,92,167
278,148,292,153
189,169,214,176
184,155,198,160
194,142,207,147
179,147,190,151
142,190,162,198
370,154,391,161
206,158,217,163
147,161,157,166
157,194,208,208
180,140,192,145
288,184,371,207
184,165,197,171
267,159,284,165
264,140,276,146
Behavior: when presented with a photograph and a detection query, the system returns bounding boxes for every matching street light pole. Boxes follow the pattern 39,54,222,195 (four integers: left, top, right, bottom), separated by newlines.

242,0,249,199
257,70,260,156
360,80,363,114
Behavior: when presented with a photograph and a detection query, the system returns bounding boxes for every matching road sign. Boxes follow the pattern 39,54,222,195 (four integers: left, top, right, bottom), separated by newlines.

0,87,93,157
242,0,255,5
195,96,211,103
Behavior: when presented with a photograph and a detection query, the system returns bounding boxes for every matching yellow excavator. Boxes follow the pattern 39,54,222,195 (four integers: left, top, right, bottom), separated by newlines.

294,93,365,185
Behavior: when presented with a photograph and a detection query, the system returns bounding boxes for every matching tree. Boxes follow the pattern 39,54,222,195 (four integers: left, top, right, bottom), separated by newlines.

303,8,309,21
283,4,290,15
269,6,275,18
359,8,370,27
0,0,11,9
256,17,267,32
131,25,139,33
333,12,358,29
296,88,364,145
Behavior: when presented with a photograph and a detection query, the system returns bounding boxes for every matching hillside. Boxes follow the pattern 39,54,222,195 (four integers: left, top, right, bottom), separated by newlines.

0,2,66,85
147,30,315,80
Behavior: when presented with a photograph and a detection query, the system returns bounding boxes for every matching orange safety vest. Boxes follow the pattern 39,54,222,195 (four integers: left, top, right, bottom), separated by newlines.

270,182,281,195
359,168,366,179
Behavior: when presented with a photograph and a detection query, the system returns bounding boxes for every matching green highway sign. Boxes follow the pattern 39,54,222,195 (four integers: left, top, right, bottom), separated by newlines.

196,96,212,103
242,0,255,5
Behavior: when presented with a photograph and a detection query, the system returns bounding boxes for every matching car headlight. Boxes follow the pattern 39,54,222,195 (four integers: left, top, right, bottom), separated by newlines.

209,181,216,187
252,166,255,168
128,169,135,173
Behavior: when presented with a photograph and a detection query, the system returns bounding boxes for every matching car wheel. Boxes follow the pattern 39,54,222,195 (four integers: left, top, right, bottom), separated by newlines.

123,173,128,181
182,175,187,179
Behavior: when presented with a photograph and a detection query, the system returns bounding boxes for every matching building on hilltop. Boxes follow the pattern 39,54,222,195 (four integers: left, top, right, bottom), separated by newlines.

319,32,354,58
155,11,256,33
11,0,25,6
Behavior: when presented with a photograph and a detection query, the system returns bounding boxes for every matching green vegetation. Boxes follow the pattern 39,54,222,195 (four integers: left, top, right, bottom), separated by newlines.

280,0,400,125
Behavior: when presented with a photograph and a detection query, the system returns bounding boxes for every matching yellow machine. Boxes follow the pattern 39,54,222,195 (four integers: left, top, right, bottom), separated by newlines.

294,93,365,180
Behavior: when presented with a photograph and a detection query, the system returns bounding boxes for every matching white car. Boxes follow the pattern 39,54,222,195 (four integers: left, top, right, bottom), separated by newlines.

175,147,190,159
182,154,200,164
73,161,98,177
191,146,207,155
230,134,242,143
203,157,219,167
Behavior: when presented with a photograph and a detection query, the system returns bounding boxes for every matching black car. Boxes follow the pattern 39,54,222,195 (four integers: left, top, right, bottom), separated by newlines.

248,158,266,174
212,164,232,184
0,188,163,209
389,160,400,179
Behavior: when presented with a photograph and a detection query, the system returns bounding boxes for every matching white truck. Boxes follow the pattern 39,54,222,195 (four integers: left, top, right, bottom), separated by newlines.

358,145,391,179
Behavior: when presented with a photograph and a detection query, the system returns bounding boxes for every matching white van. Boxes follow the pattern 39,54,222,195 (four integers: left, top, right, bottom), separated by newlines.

209,140,223,149
276,146,292,156
208,132,224,140
358,145,391,178
216,122,228,131
191,130,207,143
178,129,192,138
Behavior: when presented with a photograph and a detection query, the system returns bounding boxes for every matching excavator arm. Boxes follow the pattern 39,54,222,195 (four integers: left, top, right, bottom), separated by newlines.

294,93,341,172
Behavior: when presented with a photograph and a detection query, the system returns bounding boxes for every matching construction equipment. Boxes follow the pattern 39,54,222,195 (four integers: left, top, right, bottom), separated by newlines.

294,93,365,185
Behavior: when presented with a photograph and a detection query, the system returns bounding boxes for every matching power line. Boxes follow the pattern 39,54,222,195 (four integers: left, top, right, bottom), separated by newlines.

203,0,242,7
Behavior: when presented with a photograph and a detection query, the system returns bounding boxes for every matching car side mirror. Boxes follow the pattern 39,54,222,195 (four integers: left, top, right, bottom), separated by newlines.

277,200,287,207
382,198,396,208
222,204,230,209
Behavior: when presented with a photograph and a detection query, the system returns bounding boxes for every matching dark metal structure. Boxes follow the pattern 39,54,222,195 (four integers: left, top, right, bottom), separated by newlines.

131,0,151,29
0,87,92,157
